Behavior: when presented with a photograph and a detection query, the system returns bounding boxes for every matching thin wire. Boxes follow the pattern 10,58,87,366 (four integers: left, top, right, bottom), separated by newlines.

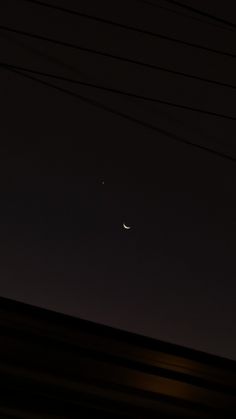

13,0,236,58
2,64,236,164
135,0,232,31
0,31,226,148
1,24,236,91
158,0,236,30
1,61,235,122
0,30,88,80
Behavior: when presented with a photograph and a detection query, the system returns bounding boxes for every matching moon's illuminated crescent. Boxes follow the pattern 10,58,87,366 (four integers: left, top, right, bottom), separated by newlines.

123,223,131,230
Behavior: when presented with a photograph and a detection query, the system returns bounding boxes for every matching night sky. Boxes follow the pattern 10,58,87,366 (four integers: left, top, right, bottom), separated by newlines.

0,0,236,360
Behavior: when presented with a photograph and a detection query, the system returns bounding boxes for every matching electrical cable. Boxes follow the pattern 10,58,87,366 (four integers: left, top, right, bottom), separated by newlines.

0,30,90,80
12,0,236,58
156,0,236,30
2,63,236,164
1,24,236,91
135,0,232,31
1,60,235,122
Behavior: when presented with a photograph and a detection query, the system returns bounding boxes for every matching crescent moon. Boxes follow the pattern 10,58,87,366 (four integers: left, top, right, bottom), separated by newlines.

123,223,131,230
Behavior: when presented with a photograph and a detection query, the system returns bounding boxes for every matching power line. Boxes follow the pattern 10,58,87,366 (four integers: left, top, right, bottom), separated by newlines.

1,60,235,122
2,32,230,150
2,62,236,164
135,0,232,31
0,32,220,148
0,30,88,80
158,0,236,30
12,0,236,59
0,23,92,90
1,24,236,91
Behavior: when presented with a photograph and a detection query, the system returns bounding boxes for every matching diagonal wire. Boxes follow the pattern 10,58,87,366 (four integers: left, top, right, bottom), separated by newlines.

1,60,236,122
156,0,236,30
135,0,232,31
11,0,236,58
1,24,236,91
2,63,236,164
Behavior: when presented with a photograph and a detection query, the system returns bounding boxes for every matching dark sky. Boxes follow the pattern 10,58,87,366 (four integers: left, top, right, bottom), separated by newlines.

0,0,236,359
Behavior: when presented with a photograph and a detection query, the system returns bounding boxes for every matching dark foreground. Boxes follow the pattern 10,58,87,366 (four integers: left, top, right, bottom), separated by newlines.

0,296,235,418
